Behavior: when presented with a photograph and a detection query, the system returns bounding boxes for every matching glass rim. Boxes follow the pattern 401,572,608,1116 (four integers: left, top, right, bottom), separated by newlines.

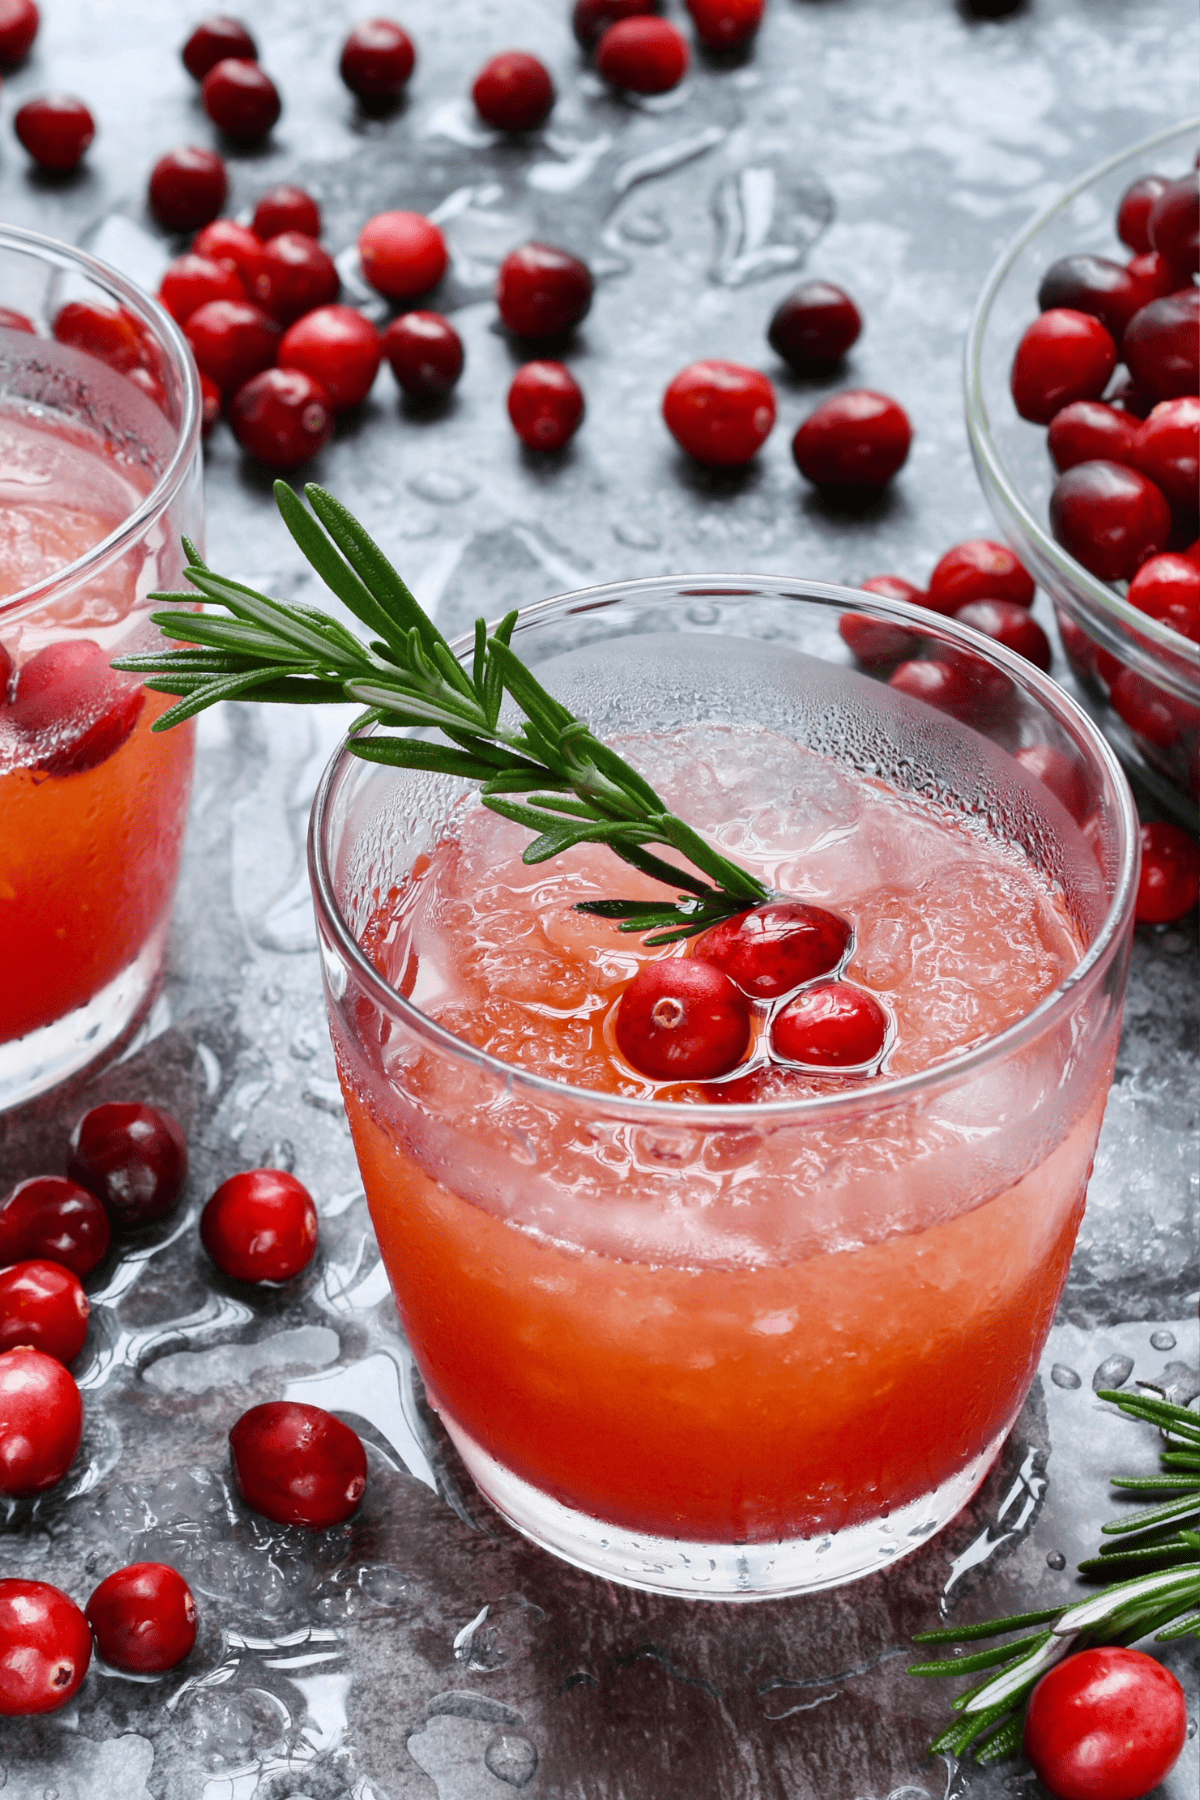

0,222,202,623
962,117,1200,686
308,572,1139,1126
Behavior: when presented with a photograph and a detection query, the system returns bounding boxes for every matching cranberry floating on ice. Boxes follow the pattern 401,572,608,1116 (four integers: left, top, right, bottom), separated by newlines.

771,982,889,1069
693,901,851,999
615,960,750,1081
8,640,144,776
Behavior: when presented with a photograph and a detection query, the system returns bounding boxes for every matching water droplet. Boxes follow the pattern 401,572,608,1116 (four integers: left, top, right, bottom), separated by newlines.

710,158,834,287
408,470,477,505
613,522,660,550
262,1138,295,1173
687,602,719,625
485,1732,539,1787
618,208,670,244
1093,1353,1134,1392
1051,1363,1082,1389
261,983,282,1005
1150,1329,1177,1351
1045,1550,1066,1571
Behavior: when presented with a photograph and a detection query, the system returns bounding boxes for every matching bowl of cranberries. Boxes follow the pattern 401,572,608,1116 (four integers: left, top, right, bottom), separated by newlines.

964,119,1199,826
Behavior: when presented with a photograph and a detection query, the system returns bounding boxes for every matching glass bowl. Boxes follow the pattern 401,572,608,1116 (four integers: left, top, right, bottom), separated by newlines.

964,119,1199,829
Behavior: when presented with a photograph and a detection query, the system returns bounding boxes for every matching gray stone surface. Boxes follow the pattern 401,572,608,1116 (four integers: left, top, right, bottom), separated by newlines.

0,1,1197,1796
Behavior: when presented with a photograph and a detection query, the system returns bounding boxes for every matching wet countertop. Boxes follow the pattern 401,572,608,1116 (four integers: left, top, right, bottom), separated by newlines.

0,1,1197,1796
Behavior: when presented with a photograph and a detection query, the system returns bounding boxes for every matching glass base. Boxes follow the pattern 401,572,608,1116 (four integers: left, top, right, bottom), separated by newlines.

0,923,167,1110
439,1409,1010,1599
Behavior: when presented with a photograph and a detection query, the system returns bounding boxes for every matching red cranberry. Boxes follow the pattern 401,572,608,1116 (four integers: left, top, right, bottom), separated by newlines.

1135,820,1200,923
199,371,222,433
52,300,146,372
185,299,280,395
615,959,749,1080
1049,459,1172,581
1123,290,1200,403
0,1347,82,1495
192,217,262,282
792,389,912,493
1148,173,1199,278
68,1102,188,1231
0,1263,88,1363
158,252,247,325
86,1564,197,1674
201,58,281,145
181,15,257,80
8,640,144,776
860,574,926,606
662,360,775,467
1116,174,1171,254
339,18,416,105
693,901,850,999
1010,309,1118,424
230,1401,368,1528
767,280,862,374
148,147,228,232
596,17,689,94
359,210,447,300
0,0,38,69
383,310,464,402
279,305,381,411
201,1169,319,1283
687,0,764,51
1013,743,1091,824
507,360,585,451
1126,250,1183,304
0,306,35,333
572,0,653,50
888,657,976,716
927,538,1036,613
0,1581,91,1716
1134,396,1200,512
496,241,593,340
14,96,94,173
229,367,333,469
248,231,339,326
1036,254,1150,346
1127,553,1200,643
839,577,923,667
252,183,321,242
1110,667,1195,750
771,982,889,1069
472,51,555,131
0,1177,110,1277
954,599,1052,671
1047,399,1140,474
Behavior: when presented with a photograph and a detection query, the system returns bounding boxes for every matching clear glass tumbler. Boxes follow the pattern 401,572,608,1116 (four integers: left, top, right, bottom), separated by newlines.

309,578,1137,1599
0,226,203,1106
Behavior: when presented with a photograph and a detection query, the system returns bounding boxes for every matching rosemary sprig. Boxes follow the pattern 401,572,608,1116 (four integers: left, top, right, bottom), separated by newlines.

910,1388,1200,1767
113,481,771,944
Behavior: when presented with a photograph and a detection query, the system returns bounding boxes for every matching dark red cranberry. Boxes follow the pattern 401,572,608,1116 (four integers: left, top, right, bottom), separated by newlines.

767,281,862,374
0,1348,82,1495
181,15,257,81
0,1581,91,1716
158,252,247,326
771,982,889,1069
201,1169,319,1283
148,146,228,232
1049,460,1172,581
185,299,280,395
0,306,35,333
1134,396,1200,512
693,901,850,999
1147,173,1199,278
191,217,262,282
596,17,689,94
572,0,653,50
839,577,923,668
383,309,464,402
359,210,447,300
1110,667,1195,749
8,641,144,776
954,599,1052,671
507,360,585,451
252,183,321,242
1127,553,1200,643
662,360,775,467
86,1564,197,1674
201,58,281,145
1135,820,1200,923
0,1177,110,1276
1047,399,1140,474
1013,743,1091,824
199,371,222,433
229,367,333,469
792,389,912,493
927,538,1036,613
1010,309,1118,424
68,1103,188,1230
247,231,339,326
615,960,749,1080
1123,291,1200,403
687,0,764,51
1117,174,1171,254
861,574,926,607
14,96,95,173
52,300,145,372
230,1401,368,1528
0,0,39,69
339,18,416,105
888,657,976,716
0,1262,88,1363
1037,254,1150,347
496,241,593,339
279,305,381,411
472,51,555,131
1126,250,1182,304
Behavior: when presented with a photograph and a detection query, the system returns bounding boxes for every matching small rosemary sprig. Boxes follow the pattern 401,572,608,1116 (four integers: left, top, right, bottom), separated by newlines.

910,1388,1200,1769
113,481,771,944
